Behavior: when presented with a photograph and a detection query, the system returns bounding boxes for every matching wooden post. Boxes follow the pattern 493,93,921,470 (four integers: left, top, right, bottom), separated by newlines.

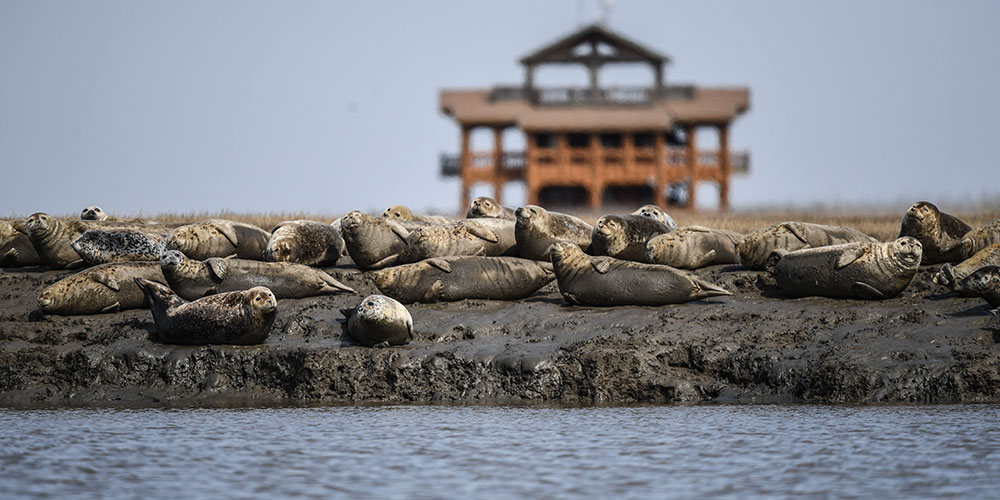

654,131,667,208
460,125,471,212
589,132,602,209
653,62,664,96
623,131,635,176
685,124,698,209
719,122,731,211
526,131,538,206
493,126,504,204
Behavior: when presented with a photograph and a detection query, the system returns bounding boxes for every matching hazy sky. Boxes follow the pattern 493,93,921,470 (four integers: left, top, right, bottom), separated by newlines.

1,0,998,217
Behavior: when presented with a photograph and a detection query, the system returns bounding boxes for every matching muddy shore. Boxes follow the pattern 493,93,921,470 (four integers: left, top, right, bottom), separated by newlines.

1,257,998,408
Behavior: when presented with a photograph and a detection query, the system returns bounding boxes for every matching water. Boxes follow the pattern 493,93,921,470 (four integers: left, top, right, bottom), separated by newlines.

1,405,998,499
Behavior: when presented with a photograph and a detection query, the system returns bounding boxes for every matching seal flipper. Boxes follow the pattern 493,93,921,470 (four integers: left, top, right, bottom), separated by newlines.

463,223,499,243
368,253,400,270
690,249,717,269
99,302,120,314
591,258,613,274
852,281,887,299
422,280,445,302
835,247,870,270
92,270,121,291
216,224,240,247
934,264,956,288
386,221,410,242
427,258,452,273
65,259,85,270
320,273,356,294
560,292,580,305
2,247,19,266
764,249,788,275
781,222,809,243
205,258,229,280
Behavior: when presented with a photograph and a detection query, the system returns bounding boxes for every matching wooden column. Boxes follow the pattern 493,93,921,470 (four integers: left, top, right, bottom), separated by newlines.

685,124,698,209
718,123,731,211
654,132,667,208
653,62,664,95
623,132,635,176
589,133,602,209
493,126,504,204
460,125,472,212
526,132,539,205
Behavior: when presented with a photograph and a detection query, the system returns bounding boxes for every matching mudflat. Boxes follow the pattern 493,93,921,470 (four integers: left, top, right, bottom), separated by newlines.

2,255,997,408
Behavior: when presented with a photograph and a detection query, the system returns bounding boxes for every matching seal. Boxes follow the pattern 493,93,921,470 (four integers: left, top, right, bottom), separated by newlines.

466,196,516,220
956,266,1000,308
738,221,878,270
340,211,426,270
400,218,517,263
264,220,345,267
80,206,111,221
645,226,744,269
371,256,554,303
37,261,165,315
159,250,355,300
382,205,451,224
766,237,923,300
165,219,271,261
898,201,971,264
0,219,41,267
25,213,163,269
71,229,166,266
958,218,1000,260
342,294,413,347
135,278,276,345
631,205,678,231
548,240,731,306
591,214,673,262
934,242,1000,295
514,205,593,261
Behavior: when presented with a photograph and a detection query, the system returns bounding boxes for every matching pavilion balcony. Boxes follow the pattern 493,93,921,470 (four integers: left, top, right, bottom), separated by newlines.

440,149,749,177
489,85,696,106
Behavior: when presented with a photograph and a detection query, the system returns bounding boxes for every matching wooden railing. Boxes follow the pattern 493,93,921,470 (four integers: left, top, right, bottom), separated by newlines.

488,85,696,106
441,148,749,176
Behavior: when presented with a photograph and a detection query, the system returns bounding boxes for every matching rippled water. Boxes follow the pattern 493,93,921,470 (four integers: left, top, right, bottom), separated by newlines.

1,404,999,499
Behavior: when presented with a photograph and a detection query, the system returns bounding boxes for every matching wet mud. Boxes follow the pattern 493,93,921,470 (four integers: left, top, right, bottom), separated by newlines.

2,259,998,408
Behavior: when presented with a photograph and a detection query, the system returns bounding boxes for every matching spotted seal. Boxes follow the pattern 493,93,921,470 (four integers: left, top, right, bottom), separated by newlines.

71,229,166,266
632,205,678,231
371,256,554,303
958,218,1000,260
549,240,731,306
898,201,971,264
37,262,165,315
934,243,1000,295
591,214,673,262
766,237,923,300
0,219,41,267
738,221,878,270
340,211,426,270
135,278,276,345
466,196,516,220
400,219,517,262
382,205,451,224
25,213,161,269
645,226,744,269
165,219,271,260
264,220,345,267
342,294,413,347
514,205,592,261
159,250,354,300
956,266,1000,308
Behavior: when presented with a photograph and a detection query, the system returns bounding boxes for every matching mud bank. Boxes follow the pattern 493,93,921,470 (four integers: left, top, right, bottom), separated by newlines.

1,261,998,408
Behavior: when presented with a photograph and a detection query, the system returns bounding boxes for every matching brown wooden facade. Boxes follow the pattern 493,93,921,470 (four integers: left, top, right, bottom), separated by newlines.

440,24,750,211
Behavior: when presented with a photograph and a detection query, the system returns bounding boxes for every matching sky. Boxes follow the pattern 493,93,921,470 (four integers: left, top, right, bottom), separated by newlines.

1,0,999,217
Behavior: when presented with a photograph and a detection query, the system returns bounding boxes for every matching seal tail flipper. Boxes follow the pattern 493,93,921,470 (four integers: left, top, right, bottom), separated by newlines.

691,278,732,299
934,264,956,289
852,281,888,300
992,308,999,324
320,273,356,294
133,277,174,301
764,249,789,275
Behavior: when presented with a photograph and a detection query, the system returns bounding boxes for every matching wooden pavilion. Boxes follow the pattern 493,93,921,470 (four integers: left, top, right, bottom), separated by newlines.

439,24,750,211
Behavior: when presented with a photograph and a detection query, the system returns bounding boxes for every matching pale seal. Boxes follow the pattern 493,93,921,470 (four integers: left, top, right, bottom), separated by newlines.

956,266,1000,308
382,205,451,224
645,226,744,269
934,242,1000,295
340,211,425,270
71,229,166,266
0,219,41,267
135,278,277,345
591,214,673,262
738,221,878,270
898,201,971,264
514,205,593,261
958,218,1000,260
400,218,517,263
767,237,923,300
343,294,413,347
159,250,355,300
165,219,271,260
25,213,162,269
264,220,345,267
466,196,516,220
371,256,554,303
549,240,731,306
81,206,110,221
37,262,165,315
631,205,678,231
